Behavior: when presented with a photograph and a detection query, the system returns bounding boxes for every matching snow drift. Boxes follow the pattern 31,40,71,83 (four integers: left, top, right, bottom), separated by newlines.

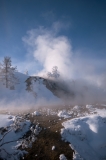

61,110,106,160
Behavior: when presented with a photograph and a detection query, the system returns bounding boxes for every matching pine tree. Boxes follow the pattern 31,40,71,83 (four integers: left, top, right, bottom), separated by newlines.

0,57,19,89
47,66,60,79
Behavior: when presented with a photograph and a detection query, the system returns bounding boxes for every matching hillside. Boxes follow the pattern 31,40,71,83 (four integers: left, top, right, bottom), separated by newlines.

0,72,105,110
0,72,61,109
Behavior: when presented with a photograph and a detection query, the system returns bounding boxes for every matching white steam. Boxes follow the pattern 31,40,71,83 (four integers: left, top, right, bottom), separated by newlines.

23,27,74,78
22,26,106,89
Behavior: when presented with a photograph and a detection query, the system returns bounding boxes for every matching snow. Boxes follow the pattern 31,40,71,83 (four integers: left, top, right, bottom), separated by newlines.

52,146,55,150
86,104,93,109
0,73,60,108
33,111,40,116
30,78,60,105
61,109,106,160
58,110,71,119
59,154,67,160
0,114,31,160
73,105,81,110
0,114,14,128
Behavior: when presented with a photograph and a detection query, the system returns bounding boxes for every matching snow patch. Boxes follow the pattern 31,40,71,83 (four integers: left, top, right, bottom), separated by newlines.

61,110,106,160
52,146,55,150
73,105,81,110
58,110,71,119
0,114,31,160
33,111,40,116
86,104,93,109
59,154,67,160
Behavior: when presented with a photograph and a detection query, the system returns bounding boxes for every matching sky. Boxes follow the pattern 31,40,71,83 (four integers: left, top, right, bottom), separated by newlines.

0,0,106,86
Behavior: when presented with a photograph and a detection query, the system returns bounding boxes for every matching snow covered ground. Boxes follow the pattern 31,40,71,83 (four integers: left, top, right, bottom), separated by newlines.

0,114,31,160
0,72,60,109
0,105,106,160
61,108,106,160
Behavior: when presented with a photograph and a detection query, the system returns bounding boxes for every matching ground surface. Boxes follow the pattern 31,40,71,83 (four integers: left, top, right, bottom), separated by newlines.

0,104,106,160
23,115,74,160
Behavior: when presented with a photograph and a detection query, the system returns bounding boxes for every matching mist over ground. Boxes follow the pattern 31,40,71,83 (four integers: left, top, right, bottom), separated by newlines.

0,72,105,111
52,77,106,106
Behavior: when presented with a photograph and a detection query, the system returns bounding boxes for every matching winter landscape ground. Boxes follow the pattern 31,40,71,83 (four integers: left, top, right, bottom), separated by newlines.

0,71,106,160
